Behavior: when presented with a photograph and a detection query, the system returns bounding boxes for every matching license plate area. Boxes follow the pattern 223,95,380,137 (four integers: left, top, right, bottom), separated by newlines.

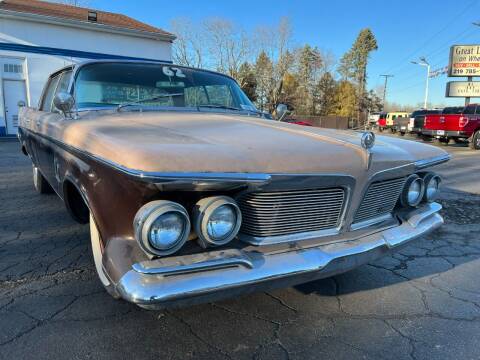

437,130,445,135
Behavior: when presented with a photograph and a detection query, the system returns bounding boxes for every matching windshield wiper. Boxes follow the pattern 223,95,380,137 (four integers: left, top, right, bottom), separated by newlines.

197,104,241,111
117,93,184,111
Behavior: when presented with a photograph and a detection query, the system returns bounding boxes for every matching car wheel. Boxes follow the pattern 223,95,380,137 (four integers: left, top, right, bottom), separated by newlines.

435,138,449,146
400,132,405,136
90,213,120,299
469,130,480,150
32,165,53,194
379,127,383,132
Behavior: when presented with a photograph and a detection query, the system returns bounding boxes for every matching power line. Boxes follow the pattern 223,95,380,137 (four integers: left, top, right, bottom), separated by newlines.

388,25,477,84
381,0,477,75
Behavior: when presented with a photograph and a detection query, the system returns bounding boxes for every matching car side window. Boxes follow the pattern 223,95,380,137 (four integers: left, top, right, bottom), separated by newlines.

475,106,480,115
464,105,476,115
56,71,72,95
52,71,73,112
40,74,61,112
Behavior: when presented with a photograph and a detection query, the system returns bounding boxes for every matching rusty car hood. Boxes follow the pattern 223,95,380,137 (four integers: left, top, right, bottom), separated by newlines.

29,110,448,175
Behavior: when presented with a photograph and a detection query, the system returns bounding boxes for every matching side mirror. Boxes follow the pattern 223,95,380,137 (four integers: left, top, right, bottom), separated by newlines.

276,104,288,121
17,100,26,108
53,92,75,117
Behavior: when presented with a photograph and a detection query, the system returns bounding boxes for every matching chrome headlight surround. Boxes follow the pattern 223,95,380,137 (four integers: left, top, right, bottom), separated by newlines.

400,174,425,207
133,200,190,257
421,172,441,202
193,196,242,248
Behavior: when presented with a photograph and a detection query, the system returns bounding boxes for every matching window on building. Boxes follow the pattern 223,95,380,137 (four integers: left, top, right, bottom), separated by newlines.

88,11,97,22
3,63,23,74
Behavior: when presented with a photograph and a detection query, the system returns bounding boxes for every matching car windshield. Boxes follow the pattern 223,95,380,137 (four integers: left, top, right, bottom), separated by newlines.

73,62,257,112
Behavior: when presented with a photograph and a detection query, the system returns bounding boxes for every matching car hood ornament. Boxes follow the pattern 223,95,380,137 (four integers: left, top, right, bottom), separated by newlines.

360,131,375,170
361,131,376,150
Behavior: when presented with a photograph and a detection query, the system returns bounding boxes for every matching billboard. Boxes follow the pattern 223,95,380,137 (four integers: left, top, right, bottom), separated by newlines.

448,45,480,77
446,81,480,97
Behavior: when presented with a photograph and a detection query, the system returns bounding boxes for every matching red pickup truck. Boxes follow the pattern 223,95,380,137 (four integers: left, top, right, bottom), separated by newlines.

422,104,480,149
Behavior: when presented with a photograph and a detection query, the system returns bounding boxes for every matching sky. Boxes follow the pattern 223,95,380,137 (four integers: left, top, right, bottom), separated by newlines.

88,0,480,108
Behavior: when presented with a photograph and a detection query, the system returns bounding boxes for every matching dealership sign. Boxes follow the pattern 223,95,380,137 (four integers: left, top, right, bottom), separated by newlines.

448,45,480,77
446,81,480,97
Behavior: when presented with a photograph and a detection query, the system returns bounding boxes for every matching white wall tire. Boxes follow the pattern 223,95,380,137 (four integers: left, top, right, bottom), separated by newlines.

32,165,53,194
90,213,120,298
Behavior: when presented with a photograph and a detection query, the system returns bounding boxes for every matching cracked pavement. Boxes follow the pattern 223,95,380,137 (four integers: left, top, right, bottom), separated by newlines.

0,138,479,359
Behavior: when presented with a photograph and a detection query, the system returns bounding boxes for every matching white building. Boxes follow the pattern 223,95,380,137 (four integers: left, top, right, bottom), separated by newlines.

0,0,174,136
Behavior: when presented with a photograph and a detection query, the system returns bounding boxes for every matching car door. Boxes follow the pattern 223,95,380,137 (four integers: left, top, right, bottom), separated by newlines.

35,70,72,191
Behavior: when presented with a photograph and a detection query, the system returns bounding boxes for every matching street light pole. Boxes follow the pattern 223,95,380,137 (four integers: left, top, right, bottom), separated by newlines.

411,57,430,109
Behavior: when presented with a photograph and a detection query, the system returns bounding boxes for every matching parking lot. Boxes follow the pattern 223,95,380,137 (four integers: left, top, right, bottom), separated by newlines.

0,135,479,360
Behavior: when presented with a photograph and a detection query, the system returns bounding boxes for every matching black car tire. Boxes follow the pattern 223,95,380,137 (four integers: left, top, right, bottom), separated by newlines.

32,165,53,194
436,138,449,146
470,130,480,150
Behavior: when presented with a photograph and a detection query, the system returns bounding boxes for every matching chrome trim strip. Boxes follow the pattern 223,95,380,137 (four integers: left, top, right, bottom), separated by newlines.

350,213,393,231
398,202,442,228
116,202,443,307
238,228,340,246
132,250,253,275
414,154,451,169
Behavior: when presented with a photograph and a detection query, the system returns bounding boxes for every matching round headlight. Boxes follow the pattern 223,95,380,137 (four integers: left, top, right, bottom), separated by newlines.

422,173,441,202
207,205,237,240
194,196,242,248
400,174,425,207
134,201,190,257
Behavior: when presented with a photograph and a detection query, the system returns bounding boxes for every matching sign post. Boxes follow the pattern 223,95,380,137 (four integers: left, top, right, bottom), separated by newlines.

448,45,480,105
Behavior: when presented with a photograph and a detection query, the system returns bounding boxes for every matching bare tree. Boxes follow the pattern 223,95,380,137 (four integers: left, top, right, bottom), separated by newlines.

170,17,205,68
253,17,294,112
203,18,249,79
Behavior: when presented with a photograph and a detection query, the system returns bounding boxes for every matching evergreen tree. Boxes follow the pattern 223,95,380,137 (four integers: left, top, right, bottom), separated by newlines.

254,51,274,111
237,62,257,102
315,72,337,116
338,29,378,121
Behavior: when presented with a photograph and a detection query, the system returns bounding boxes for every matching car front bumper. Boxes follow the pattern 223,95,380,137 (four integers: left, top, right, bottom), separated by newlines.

116,202,444,309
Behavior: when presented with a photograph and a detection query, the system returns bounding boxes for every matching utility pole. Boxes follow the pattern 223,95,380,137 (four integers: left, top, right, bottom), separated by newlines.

380,74,393,111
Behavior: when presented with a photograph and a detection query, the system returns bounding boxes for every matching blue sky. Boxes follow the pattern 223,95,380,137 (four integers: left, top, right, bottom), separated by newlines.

89,0,480,107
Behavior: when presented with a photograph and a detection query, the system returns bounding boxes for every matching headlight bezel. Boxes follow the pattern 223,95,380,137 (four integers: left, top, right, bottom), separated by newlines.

193,196,242,248
421,172,442,202
400,174,425,207
133,200,190,257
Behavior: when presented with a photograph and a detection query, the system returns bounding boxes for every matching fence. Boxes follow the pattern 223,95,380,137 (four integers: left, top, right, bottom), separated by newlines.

285,115,351,129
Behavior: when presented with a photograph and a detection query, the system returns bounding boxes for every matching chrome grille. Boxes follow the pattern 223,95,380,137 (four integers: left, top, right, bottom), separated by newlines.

238,188,345,237
353,177,406,224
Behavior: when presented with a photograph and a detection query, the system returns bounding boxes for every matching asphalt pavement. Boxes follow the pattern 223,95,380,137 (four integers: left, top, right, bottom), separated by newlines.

0,134,479,360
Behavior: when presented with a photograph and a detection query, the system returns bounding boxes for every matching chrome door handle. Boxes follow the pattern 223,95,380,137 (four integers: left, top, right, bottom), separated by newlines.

36,120,40,126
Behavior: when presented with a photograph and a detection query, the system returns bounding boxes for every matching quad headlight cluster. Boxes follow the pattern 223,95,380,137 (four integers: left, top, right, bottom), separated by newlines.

133,196,242,257
400,172,441,208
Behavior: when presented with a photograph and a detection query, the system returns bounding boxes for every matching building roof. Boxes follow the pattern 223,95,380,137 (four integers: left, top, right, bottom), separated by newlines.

0,0,175,40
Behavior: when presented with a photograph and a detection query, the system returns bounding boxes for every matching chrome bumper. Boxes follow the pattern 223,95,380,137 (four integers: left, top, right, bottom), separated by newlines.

116,203,443,309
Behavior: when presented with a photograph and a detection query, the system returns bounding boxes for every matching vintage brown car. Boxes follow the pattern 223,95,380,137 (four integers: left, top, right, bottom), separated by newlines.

18,60,449,309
